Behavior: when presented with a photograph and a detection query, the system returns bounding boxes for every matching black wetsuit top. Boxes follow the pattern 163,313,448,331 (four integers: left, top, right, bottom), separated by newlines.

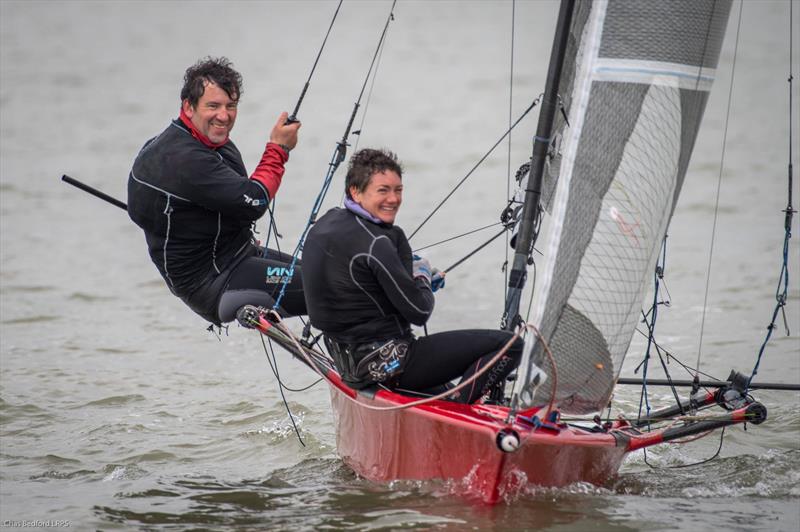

127,119,284,323
301,207,434,344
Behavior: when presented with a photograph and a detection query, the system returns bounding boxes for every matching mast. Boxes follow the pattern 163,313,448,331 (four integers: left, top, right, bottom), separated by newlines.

503,0,575,330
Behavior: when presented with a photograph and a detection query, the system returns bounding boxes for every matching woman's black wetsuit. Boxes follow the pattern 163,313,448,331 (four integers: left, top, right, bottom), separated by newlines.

301,206,522,403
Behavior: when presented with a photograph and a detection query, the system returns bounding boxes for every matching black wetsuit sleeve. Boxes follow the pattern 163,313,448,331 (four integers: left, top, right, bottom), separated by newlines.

367,235,434,326
174,145,270,220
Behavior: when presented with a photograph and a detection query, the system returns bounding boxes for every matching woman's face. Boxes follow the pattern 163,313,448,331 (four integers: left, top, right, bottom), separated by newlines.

350,170,403,224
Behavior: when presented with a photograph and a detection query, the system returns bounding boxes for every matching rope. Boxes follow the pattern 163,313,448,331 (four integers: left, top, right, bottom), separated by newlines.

272,315,524,412
746,0,796,392
272,1,398,310
259,333,306,446
412,221,504,253
335,34,391,208
350,20,391,156
642,428,726,470
260,334,323,393
348,1,396,134
261,1,343,252
636,237,669,425
505,0,517,302
652,332,684,411
634,237,685,422
261,199,283,255
695,0,743,374
288,0,344,122
501,321,558,423
442,226,509,274
530,322,559,420
407,97,540,240
633,328,723,383
256,312,553,417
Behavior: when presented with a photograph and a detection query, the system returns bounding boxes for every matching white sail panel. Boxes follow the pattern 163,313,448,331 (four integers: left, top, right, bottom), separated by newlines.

519,0,731,413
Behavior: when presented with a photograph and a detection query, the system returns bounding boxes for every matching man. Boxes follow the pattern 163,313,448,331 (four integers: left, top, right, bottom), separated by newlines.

301,148,522,403
128,57,305,326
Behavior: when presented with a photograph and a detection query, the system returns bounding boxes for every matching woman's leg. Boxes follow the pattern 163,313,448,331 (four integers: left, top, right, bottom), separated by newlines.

397,330,523,403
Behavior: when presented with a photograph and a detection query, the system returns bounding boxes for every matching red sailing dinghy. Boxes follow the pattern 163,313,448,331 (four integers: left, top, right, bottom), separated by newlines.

242,0,768,504
325,370,763,503
246,312,764,504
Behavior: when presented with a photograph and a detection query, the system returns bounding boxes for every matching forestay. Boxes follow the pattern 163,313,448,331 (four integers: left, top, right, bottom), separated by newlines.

520,0,732,414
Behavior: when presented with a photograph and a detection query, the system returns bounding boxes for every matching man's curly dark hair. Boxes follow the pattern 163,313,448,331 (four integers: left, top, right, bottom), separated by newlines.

345,149,404,199
180,56,243,107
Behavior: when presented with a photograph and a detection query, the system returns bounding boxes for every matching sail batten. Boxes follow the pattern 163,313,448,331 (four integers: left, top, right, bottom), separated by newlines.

517,0,731,414
593,59,717,90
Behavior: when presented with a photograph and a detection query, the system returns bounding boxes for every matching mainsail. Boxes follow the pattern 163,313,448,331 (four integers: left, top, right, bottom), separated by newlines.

518,0,732,414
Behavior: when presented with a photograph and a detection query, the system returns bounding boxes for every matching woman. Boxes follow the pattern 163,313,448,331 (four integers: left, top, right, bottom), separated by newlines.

301,149,522,403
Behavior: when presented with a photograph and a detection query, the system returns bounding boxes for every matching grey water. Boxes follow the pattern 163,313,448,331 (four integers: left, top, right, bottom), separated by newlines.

1,0,798,530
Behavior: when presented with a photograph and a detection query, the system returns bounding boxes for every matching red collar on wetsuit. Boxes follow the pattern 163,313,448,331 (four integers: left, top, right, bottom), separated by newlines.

178,108,229,149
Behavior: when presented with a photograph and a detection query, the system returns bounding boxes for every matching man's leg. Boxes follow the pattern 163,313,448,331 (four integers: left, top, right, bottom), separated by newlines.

217,251,306,323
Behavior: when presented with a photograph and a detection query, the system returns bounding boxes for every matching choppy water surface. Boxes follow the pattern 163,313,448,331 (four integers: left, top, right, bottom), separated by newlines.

1,1,798,530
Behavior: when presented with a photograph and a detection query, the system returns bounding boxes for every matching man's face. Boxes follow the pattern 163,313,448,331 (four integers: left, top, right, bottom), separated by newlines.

182,81,238,144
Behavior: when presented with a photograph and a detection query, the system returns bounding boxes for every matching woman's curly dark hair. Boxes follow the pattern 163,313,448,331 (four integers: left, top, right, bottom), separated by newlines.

345,149,403,199
180,56,243,107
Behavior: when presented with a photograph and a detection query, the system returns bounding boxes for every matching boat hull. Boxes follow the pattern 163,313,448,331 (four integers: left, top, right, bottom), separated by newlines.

328,375,629,504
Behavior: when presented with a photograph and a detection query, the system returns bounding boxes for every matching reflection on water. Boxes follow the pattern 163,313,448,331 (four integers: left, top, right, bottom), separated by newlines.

1,0,798,530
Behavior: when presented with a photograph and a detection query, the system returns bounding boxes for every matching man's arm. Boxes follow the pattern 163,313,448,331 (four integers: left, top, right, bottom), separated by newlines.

176,147,273,220
178,112,300,220
249,112,300,200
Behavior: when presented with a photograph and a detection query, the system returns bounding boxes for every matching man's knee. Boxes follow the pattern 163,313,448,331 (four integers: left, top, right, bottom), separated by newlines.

218,289,277,323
